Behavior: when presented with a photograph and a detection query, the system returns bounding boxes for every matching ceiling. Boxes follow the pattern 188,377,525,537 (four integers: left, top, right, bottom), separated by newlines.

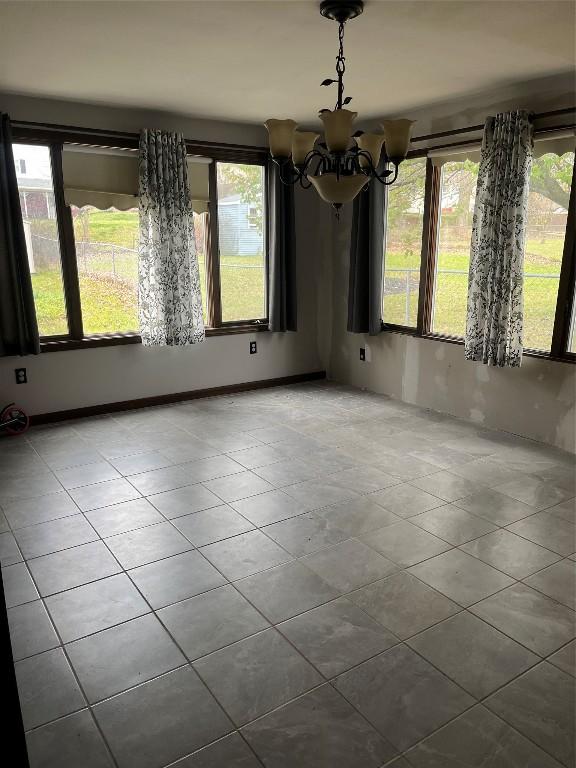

0,0,574,125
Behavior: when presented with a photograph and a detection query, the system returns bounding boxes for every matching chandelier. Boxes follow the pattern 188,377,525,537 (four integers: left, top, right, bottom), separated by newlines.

264,0,415,213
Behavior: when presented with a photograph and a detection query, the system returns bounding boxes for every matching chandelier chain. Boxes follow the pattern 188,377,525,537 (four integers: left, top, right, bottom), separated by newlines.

335,21,346,110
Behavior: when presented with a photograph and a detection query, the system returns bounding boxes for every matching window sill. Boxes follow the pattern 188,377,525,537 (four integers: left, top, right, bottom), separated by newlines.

40,324,269,352
379,324,575,364
206,323,269,337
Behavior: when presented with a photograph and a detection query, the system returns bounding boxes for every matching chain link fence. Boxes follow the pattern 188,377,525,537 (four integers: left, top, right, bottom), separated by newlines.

383,267,561,350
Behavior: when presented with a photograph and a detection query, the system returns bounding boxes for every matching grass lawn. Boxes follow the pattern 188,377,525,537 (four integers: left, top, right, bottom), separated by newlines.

32,254,265,337
73,210,139,249
384,237,563,350
31,271,69,337
70,209,266,329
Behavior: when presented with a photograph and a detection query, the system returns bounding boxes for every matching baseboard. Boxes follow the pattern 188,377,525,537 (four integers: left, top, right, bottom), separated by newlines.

30,370,327,425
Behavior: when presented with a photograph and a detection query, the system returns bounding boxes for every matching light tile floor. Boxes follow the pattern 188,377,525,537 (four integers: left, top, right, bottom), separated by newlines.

1,381,575,768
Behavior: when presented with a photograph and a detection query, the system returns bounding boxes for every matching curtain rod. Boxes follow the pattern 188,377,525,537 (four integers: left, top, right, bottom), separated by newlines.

11,120,267,154
407,121,576,158
411,107,575,144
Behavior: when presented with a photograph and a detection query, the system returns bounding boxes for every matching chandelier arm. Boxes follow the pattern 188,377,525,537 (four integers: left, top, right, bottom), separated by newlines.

301,149,326,176
380,161,400,185
355,150,399,184
276,159,301,186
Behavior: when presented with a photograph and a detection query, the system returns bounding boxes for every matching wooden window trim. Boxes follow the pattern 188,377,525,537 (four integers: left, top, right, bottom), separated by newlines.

13,126,270,350
417,159,441,335
50,143,84,340
377,325,574,364
551,156,576,357
38,323,270,353
205,161,222,328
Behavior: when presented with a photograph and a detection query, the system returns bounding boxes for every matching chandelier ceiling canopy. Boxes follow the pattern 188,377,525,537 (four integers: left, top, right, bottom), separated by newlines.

264,0,415,213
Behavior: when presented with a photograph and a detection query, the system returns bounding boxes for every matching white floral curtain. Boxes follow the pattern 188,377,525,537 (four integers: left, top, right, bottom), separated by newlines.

465,111,533,367
138,129,205,346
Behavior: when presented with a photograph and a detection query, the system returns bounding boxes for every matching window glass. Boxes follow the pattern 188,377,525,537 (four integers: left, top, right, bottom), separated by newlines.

382,157,426,326
524,151,574,350
72,206,139,335
431,152,575,348
193,211,209,325
431,159,479,337
13,144,69,336
217,162,266,322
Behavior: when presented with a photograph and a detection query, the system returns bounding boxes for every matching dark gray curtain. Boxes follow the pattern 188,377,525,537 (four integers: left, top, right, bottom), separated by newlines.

347,163,386,335
0,113,39,356
267,158,297,332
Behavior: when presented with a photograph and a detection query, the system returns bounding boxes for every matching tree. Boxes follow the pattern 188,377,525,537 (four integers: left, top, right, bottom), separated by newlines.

386,159,426,227
386,152,573,222
529,154,572,210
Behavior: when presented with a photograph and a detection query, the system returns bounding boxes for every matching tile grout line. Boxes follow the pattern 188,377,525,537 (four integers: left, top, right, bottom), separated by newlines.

3,389,574,765
13,547,121,768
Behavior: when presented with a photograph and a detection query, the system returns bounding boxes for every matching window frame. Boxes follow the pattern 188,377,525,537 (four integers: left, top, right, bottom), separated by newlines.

380,150,429,334
11,125,270,351
206,156,269,329
381,131,576,364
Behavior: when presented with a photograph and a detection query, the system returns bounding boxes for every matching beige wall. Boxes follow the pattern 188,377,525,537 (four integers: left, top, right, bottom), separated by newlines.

0,95,325,416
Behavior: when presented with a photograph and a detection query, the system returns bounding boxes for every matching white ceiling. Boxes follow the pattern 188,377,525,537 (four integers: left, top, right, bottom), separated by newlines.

0,0,574,125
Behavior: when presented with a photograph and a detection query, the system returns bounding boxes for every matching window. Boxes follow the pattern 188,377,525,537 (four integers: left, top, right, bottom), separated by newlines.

71,205,139,335
431,158,479,337
426,146,575,351
523,150,575,351
382,157,426,327
11,131,268,347
13,144,69,337
216,162,266,323
377,126,575,362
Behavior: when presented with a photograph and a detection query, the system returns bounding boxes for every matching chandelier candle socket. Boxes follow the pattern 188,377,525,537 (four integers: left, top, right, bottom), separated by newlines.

264,0,415,212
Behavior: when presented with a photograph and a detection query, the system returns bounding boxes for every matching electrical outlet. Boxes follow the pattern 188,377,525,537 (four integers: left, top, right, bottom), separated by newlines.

359,348,365,361
15,367,27,384
250,341,257,354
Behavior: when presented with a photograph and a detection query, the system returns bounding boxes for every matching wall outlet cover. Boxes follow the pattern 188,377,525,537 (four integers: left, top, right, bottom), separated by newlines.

250,341,257,354
359,348,365,361
15,368,27,384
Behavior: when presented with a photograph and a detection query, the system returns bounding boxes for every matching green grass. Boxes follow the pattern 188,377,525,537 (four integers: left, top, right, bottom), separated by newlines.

31,271,69,337
34,208,564,349
73,210,138,249
383,236,564,349
32,253,265,337
69,209,266,327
